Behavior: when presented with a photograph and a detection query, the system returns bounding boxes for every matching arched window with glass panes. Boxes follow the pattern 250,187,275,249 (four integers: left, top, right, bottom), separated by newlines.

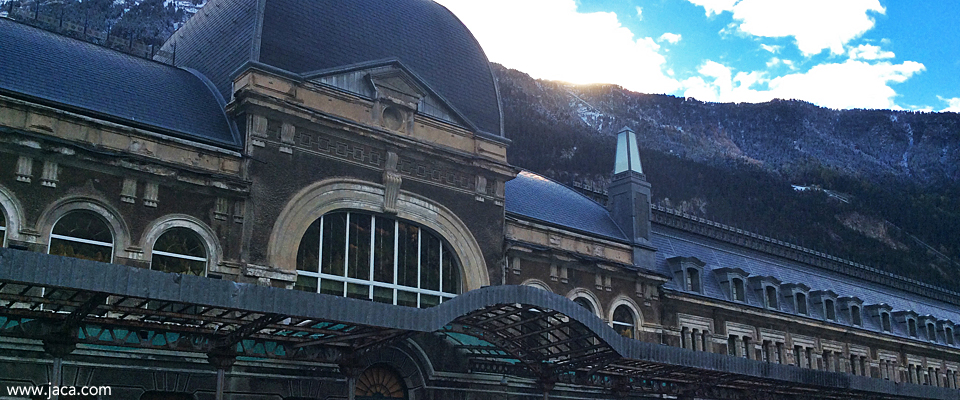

48,210,113,262
151,228,207,276
295,211,461,308
611,304,637,339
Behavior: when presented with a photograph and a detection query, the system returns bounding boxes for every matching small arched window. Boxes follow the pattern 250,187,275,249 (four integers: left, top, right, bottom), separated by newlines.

686,268,702,293
765,286,779,310
49,210,113,262
295,211,460,308
573,296,596,315
946,327,955,345
612,304,637,339
851,305,862,326
908,319,918,337
824,299,836,321
880,312,892,332
151,228,207,276
927,322,937,342
795,292,808,315
731,278,745,302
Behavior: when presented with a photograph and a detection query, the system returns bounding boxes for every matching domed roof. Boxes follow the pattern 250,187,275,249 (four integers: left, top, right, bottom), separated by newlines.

161,0,502,136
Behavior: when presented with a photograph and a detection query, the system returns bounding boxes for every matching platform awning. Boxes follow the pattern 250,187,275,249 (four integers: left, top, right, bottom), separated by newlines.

0,248,953,400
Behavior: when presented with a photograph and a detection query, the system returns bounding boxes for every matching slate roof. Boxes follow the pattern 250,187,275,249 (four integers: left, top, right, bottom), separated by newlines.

0,19,239,149
505,171,628,242
161,0,503,137
652,224,960,343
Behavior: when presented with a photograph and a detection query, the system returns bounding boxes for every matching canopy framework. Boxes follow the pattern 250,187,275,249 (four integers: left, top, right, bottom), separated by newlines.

0,248,954,400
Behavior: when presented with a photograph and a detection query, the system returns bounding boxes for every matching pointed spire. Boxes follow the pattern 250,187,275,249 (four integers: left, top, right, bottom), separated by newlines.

613,127,643,175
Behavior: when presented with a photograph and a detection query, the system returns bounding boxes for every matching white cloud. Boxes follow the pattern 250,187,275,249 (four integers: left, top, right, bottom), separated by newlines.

940,96,960,113
659,32,682,44
636,6,643,19
681,59,925,109
687,0,885,56
848,44,895,60
687,0,738,16
760,44,781,53
434,0,679,94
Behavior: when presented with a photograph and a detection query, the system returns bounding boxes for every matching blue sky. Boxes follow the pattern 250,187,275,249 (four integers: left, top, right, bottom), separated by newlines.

435,0,960,112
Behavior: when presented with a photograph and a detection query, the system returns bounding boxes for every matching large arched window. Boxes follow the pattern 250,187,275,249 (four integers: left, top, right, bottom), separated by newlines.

49,210,113,262
295,211,461,308
151,228,207,276
612,304,637,339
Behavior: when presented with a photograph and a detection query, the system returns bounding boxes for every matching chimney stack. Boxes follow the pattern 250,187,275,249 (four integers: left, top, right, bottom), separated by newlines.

608,127,656,267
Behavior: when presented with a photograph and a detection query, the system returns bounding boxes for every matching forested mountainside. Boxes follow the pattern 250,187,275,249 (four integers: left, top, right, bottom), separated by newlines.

495,64,960,291
3,1,959,292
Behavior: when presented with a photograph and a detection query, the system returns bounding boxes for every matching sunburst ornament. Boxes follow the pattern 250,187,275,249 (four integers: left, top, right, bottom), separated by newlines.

355,366,406,399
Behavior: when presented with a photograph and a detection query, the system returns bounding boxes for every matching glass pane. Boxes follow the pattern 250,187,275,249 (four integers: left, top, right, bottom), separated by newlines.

573,297,594,314
152,254,205,275
420,233,440,291
420,294,440,308
347,283,369,300
396,222,419,288
373,286,393,304
397,290,417,307
348,214,371,280
295,275,318,292
297,219,320,272
613,305,634,324
155,228,205,258
321,213,347,276
49,237,111,262
52,211,112,243
441,245,460,294
320,279,344,296
373,217,395,284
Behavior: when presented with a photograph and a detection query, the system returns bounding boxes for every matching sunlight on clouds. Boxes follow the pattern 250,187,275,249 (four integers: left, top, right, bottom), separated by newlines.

940,96,960,113
687,0,884,56
848,44,895,60
687,0,738,17
682,60,925,109
760,44,780,53
435,0,679,94
659,33,682,44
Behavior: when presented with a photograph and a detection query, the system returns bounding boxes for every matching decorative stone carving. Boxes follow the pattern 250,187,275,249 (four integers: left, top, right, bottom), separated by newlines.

233,200,245,224
120,178,137,203
143,182,159,207
40,161,58,187
215,197,229,221
382,151,402,214
279,122,295,154
249,114,268,147
16,156,32,183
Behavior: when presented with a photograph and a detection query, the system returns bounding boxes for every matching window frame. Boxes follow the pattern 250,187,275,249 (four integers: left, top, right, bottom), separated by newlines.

295,211,462,308
150,227,209,276
48,210,115,263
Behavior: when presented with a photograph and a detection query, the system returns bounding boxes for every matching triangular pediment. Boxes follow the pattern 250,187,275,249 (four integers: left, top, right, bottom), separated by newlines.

305,61,470,129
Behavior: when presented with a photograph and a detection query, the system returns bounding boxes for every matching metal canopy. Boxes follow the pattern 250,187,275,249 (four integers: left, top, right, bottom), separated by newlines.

0,248,954,400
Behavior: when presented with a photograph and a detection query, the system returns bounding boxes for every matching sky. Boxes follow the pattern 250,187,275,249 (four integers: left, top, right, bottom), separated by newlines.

434,0,960,112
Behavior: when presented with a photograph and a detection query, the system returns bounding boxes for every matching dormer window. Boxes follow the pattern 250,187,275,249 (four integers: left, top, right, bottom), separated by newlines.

782,283,810,316
851,305,862,326
944,324,955,345
796,292,808,315
765,286,779,310
908,319,918,338
732,278,746,302
866,304,893,333
716,267,748,303
927,322,937,342
824,299,836,321
686,268,702,294
894,311,921,338
749,276,781,311
668,256,705,294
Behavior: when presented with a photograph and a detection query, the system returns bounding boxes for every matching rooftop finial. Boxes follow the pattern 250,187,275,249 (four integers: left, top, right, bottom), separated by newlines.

614,127,643,175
